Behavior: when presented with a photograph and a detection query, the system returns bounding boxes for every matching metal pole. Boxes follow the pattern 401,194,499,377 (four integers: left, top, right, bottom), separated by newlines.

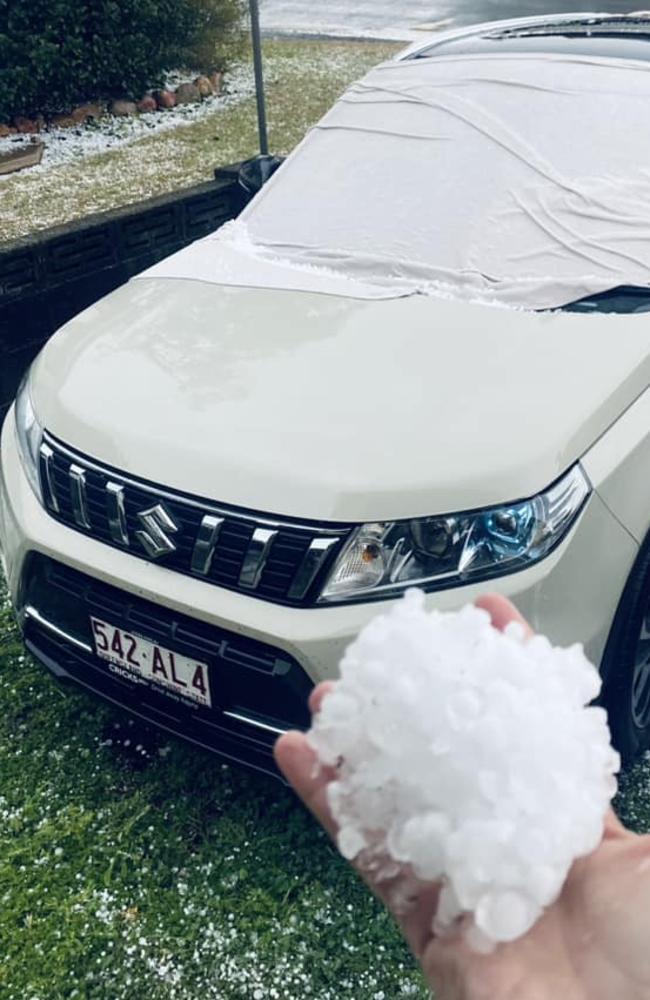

249,0,269,156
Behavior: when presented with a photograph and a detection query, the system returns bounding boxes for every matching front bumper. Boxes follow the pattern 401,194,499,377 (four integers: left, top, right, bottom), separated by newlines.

0,408,640,775
20,554,310,775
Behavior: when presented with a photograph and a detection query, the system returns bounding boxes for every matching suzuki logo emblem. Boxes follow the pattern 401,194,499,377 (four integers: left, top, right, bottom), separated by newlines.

135,503,179,559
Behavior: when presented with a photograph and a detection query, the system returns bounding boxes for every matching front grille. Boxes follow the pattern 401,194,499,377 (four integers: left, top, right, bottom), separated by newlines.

39,433,352,606
21,556,313,773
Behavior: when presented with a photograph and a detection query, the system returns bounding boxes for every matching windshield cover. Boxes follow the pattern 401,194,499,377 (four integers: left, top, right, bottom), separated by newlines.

144,52,650,312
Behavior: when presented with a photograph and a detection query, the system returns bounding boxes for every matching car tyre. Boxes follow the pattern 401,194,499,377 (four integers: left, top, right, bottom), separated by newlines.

601,533,650,766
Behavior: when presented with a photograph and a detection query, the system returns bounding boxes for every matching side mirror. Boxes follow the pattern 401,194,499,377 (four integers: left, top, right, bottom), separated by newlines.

237,154,285,196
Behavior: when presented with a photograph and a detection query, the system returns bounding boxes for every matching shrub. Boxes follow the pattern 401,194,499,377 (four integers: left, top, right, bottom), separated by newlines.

176,0,245,71
0,0,245,121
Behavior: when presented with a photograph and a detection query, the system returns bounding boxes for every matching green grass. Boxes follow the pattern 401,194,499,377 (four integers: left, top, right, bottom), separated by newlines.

3,585,650,1000
0,583,427,999
0,38,400,244
613,755,650,833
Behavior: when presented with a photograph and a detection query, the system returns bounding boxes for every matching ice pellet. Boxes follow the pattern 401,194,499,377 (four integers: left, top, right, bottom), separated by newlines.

338,826,367,860
308,591,620,951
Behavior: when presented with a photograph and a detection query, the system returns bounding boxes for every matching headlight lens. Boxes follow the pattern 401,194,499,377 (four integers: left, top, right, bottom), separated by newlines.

14,370,43,500
321,465,590,603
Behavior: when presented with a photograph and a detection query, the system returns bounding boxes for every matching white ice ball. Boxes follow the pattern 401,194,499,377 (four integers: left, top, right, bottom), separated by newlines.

307,591,619,951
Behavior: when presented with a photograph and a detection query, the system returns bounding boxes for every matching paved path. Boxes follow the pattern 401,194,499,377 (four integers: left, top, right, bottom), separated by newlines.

260,1,637,40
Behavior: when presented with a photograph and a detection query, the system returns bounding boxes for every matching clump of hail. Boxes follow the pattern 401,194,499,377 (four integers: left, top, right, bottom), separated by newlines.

307,590,620,952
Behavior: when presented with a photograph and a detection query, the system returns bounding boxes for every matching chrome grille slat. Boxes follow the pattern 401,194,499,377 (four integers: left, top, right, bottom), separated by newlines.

40,442,60,512
69,464,92,530
239,527,279,589
39,433,351,606
191,515,224,576
288,537,341,601
106,482,129,546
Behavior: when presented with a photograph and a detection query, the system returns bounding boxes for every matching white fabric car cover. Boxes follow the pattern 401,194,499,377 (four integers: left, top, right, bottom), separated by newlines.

143,52,650,310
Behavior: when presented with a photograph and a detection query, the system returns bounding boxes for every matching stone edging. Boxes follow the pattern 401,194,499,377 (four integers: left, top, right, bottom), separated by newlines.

0,72,224,136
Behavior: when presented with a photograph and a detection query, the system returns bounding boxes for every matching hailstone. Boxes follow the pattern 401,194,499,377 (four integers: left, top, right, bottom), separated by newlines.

307,590,619,950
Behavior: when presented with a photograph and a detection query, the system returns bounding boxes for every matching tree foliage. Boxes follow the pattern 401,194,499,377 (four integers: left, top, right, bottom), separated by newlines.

0,0,245,120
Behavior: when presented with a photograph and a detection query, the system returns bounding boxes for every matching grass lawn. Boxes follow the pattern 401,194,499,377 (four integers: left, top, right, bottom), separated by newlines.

0,583,427,999
0,38,400,243
2,586,650,1000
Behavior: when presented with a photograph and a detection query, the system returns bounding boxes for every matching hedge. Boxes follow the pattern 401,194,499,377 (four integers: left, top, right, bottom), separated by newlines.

0,0,245,121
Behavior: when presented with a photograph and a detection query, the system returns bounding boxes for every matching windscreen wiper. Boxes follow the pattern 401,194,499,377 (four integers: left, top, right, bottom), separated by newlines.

561,285,650,315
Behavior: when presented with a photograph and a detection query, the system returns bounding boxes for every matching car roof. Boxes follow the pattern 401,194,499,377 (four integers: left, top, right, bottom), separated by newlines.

401,11,650,64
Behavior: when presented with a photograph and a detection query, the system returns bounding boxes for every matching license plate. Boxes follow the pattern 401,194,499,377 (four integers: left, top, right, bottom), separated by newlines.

90,617,212,708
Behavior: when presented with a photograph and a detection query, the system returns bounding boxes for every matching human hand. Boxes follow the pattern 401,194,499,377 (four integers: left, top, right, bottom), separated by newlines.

275,595,650,1000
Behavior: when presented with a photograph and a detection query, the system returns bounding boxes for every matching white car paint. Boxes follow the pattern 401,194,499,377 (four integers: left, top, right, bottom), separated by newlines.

30,279,650,522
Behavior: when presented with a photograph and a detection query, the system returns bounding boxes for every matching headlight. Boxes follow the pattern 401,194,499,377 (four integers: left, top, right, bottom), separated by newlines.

321,466,590,603
14,369,44,500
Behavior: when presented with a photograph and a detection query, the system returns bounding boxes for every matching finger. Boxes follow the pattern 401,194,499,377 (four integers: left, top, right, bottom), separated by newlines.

395,882,446,959
309,681,336,717
475,593,534,638
276,729,445,953
603,807,629,840
274,730,339,840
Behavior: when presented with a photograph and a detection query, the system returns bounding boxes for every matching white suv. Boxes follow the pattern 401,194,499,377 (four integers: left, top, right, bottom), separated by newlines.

4,12,650,772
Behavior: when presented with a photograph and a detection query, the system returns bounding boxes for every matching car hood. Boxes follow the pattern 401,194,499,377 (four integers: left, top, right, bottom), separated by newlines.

32,277,650,523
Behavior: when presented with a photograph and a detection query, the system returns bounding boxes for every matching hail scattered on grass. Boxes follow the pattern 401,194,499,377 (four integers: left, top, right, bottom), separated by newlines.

2,570,650,997
0,39,400,245
0,577,428,999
